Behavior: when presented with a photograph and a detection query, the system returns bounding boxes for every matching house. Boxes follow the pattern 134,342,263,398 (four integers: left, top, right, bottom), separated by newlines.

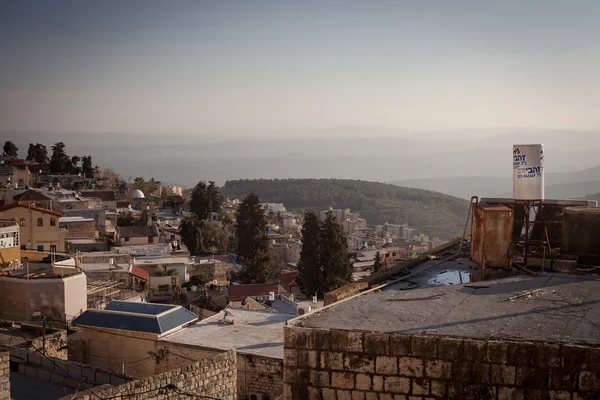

12,189,53,210
0,219,20,269
114,225,159,245
277,270,303,298
80,190,118,211
0,202,65,252
226,283,283,307
0,159,32,188
157,226,182,246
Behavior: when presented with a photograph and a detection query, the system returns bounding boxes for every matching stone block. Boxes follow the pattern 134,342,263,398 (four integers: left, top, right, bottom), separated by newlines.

397,358,427,383
364,333,390,355
425,360,452,380
486,341,508,364
536,343,561,368
67,364,82,381
344,354,375,373
412,378,430,396
507,342,536,367
462,385,495,400
365,393,378,400
351,391,366,400
37,369,51,382
390,335,411,357
24,365,38,378
452,361,471,382
437,337,463,361
462,339,486,362
27,353,42,366
490,364,515,385
376,356,398,375
284,349,298,367
307,386,321,399
346,332,364,353
580,371,600,392
562,344,589,370
548,391,571,400
321,352,345,370
284,327,297,349
284,367,297,384
322,387,337,400
310,370,330,387
295,329,316,350
332,372,355,389
384,376,411,394
355,374,371,391
411,336,436,359
373,376,384,391
431,380,447,397
471,362,489,384
524,389,549,400
516,367,549,387
550,368,578,391
379,394,394,400
337,389,352,400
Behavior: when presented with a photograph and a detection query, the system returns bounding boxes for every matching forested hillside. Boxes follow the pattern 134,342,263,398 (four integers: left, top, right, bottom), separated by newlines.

222,179,469,239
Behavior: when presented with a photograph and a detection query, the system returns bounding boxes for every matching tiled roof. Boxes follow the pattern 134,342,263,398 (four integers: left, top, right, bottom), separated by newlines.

278,271,299,290
0,202,63,217
13,190,52,202
226,283,280,302
80,190,117,202
117,225,159,238
72,301,197,334
130,265,150,281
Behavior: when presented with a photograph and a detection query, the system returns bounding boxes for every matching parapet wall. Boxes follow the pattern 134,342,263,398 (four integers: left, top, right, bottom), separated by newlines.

283,326,600,399
0,352,9,400
62,350,237,400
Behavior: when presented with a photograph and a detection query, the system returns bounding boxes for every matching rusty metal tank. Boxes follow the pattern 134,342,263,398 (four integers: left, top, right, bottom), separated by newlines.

562,207,600,264
471,203,514,269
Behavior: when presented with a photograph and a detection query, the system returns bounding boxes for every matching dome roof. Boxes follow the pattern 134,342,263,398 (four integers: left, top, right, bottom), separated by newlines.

132,189,145,199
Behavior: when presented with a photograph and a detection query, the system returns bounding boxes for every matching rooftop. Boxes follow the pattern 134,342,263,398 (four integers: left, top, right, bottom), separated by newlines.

117,225,159,238
296,269,600,344
162,309,288,358
0,202,63,217
58,216,95,223
72,300,197,335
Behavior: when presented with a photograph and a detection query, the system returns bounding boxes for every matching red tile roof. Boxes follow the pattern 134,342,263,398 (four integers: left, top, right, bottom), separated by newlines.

130,266,150,281
0,202,63,217
226,284,280,302
279,271,299,289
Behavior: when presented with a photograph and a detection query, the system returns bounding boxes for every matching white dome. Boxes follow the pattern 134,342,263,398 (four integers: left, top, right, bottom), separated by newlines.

132,189,145,199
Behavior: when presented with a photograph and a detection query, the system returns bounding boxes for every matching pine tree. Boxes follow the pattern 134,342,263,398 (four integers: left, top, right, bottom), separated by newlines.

26,143,49,163
179,216,203,255
236,193,272,283
297,211,321,297
2,141,18,158
373,251,382,273
50,142,71,174
319,211,352,292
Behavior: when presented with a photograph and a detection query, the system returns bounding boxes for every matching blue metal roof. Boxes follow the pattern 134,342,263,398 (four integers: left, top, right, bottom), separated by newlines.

72,302,197,335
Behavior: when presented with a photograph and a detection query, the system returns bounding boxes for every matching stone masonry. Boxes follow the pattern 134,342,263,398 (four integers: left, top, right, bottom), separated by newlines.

0,352,9,400
283,326,600,399
238,354,283,400
63,350,237,400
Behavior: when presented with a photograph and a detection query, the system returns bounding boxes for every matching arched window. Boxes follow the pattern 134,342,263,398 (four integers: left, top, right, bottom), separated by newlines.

19,218,26,227
37,217,43,227
50,217,56,227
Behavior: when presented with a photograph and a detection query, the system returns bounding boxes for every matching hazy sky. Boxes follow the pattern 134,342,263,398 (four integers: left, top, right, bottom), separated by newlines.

1,0,600,136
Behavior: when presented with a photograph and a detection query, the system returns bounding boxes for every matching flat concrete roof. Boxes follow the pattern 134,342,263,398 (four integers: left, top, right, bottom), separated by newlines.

297,271,600,344
161,309,289,359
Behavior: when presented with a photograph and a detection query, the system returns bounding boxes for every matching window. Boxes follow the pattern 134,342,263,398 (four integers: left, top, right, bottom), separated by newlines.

170,234,175,240
148,236,154,244
37,217,43,227
50,217,56,226
19,218,26,227
21,245,26,250
37,245,44,252
124,237,129,242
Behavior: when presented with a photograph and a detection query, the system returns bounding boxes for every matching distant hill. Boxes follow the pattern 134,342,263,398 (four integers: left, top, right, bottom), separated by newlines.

222,179,470,239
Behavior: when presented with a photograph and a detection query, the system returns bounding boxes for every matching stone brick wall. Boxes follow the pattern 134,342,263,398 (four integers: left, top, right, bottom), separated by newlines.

62,350,237,400
238,354,283,400
0,352,9,400
64,221,96,239
284,326,600,399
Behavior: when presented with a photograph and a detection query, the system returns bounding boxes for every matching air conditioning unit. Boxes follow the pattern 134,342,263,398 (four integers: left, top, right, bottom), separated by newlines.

249,393,270,400
297,305,311,316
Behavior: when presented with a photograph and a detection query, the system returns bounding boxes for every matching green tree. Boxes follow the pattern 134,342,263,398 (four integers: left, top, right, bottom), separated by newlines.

207,181,223,216
373,251,383,273
199,221,229,253
50,142,71,174
297,211,321,297
26,143,49,163
319,211,352,292
235,193,272,283
2,141,18,158
117,212,135,227
81,156,94,178
190,180,223,220
179,216,203,255
70,155,81,175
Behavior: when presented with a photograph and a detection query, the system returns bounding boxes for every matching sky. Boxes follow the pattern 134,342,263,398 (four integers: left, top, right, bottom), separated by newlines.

1,0,600,136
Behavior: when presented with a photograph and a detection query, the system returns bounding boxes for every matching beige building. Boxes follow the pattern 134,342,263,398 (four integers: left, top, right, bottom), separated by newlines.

0,219,20,269
0,202,65,252
115,225,159,245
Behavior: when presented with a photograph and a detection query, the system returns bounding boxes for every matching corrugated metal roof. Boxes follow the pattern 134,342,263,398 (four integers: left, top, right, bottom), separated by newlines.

72,301,197,334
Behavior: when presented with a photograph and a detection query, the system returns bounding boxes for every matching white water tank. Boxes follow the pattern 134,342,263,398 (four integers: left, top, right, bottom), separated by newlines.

513,144,544,200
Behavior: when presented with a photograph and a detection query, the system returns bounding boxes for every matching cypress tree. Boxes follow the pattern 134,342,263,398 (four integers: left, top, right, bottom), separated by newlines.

297,211,321,297
235,193,272,283
373,251,382,273
319,211,352,292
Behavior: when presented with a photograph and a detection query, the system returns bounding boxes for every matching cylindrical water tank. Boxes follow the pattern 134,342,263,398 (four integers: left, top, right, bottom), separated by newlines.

562,207,600,263
513,144,544,200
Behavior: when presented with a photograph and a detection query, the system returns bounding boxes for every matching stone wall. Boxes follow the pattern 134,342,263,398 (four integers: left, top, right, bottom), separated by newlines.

5,346,133,390
64,221,96,239
283,326,600,399
0,352,9,400
62,350,237,400
238,354,283,400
